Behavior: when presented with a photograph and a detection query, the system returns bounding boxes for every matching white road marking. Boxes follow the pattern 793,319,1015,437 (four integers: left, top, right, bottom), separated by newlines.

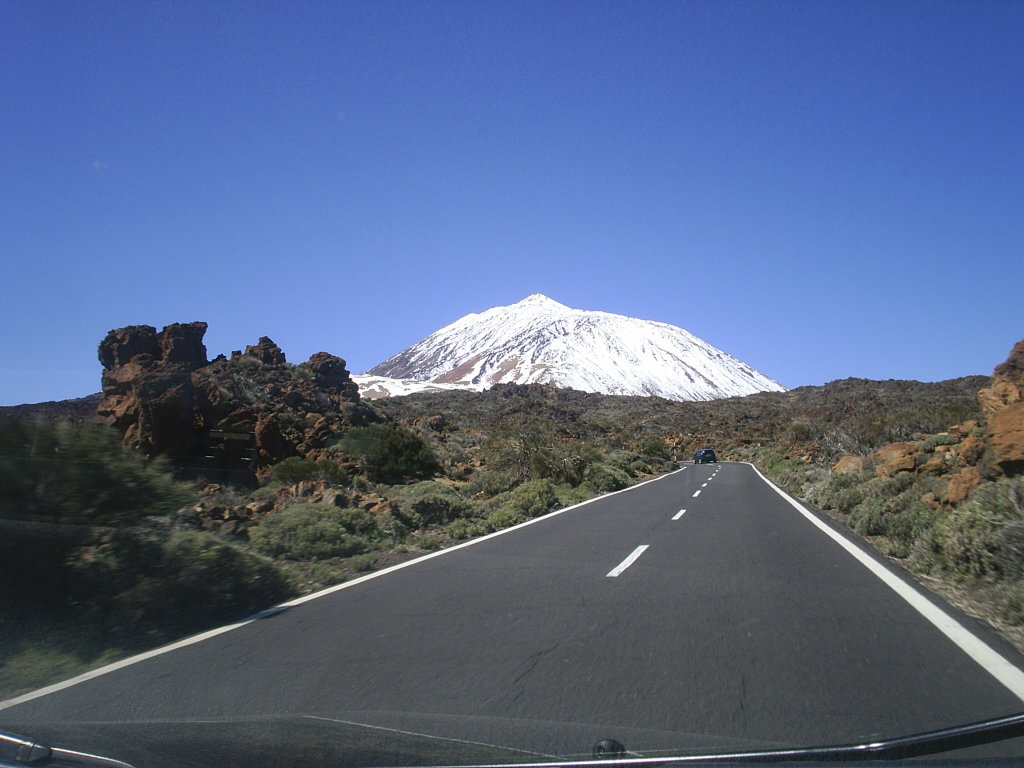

701,482,708,488
750,463,1024,703
692,489,701,498
672,509,686,520
607,545,650,577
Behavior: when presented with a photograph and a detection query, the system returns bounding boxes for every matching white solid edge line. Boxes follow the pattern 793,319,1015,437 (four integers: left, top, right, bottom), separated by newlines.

0,465,689,711
607,545,650,578
748,462,1024,703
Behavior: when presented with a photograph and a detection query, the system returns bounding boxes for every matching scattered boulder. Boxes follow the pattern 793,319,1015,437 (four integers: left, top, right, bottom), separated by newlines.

832,456,865,474
989,403,1024,477
948,420,979,439
956,434,986,467
873,442,917,476
943,467,982,505
918,453,950,476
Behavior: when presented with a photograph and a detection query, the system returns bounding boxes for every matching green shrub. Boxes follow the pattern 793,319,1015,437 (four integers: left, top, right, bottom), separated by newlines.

998,580,1024,625
269,457,349,488
465,469,518,497
808,472,867,515
504,479,559,518
606,450,643,476
248,503,374,560
628,458,653,476
415,534,443,551
0,648,84,692
827,472,941,559
881,496,940,558
0,419,191,525
446,517,490,540
846,474,915,538
482,431,599,485
347,553,378,572
554,483,596,507
486,507,528,530
935,480,1024,580
336,425,439,482
585,463,631,493
385,481,471,526
921,433,958,452
70,530,293,646
639,435,670,460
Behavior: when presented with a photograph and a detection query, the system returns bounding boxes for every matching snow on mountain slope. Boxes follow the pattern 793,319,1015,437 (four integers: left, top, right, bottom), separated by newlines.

365,294,786,401
349,375,468,400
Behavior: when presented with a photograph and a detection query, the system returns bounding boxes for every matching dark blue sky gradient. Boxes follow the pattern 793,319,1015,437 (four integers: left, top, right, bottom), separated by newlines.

2,1,1022,404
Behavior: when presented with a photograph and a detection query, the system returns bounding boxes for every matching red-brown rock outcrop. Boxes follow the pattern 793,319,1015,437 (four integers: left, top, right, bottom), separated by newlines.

96,322,364,477
979,340,1024,477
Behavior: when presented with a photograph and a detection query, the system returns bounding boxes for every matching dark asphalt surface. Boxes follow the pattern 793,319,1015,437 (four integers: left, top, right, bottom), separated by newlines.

5,462,1024,766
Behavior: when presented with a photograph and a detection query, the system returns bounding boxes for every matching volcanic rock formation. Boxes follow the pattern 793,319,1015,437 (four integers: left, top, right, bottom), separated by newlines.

97,322,362,477
979,339,1024,477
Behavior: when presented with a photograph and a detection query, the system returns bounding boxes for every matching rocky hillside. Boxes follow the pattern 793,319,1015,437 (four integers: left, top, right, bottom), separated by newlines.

784,341,1024,643
826,339,1024,496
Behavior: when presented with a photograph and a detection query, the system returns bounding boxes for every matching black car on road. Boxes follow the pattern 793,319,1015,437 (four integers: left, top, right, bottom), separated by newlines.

694,449,717,464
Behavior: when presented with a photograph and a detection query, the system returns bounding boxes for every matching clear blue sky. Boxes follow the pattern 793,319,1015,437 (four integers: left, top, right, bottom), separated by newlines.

3,0,1022,405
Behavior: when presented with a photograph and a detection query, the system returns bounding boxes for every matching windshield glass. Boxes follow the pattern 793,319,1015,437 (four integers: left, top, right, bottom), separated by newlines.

3,2,1024,767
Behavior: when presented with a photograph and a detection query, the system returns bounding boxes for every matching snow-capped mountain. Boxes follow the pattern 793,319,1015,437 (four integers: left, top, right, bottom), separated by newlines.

362,294,785,401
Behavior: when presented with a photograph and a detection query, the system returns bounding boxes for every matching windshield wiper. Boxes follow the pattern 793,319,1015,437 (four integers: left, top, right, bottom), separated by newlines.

0,730,135,768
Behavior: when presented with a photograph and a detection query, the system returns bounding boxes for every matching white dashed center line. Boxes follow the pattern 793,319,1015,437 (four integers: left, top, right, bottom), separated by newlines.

692,489,701,498
607,545,649,577
672,509,686,521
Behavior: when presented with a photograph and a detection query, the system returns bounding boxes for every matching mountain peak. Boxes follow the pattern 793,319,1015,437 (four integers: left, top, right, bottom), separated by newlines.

515,293,569,310
367,297,785,401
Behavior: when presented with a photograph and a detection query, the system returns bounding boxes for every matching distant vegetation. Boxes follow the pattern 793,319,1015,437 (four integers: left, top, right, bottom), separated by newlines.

4,372,1013,697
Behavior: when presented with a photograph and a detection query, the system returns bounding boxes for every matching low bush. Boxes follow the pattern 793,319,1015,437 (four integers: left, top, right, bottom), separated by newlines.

808,472,866,515
920,433,958,452
639,434,670,460
585,463,631,493
69,529,294,646
336,424,439,482
605,450,644,476
485,506,529,530
0,418,191,526
446,517,491,540
933,480,1024,580
503,479,560,518
464,469,519,498
554,483,596,507
248,503,374,560
385,481,472,527
269,457,349,488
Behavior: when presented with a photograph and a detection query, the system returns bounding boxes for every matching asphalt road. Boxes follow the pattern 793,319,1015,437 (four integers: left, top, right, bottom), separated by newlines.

5,462,1024,766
